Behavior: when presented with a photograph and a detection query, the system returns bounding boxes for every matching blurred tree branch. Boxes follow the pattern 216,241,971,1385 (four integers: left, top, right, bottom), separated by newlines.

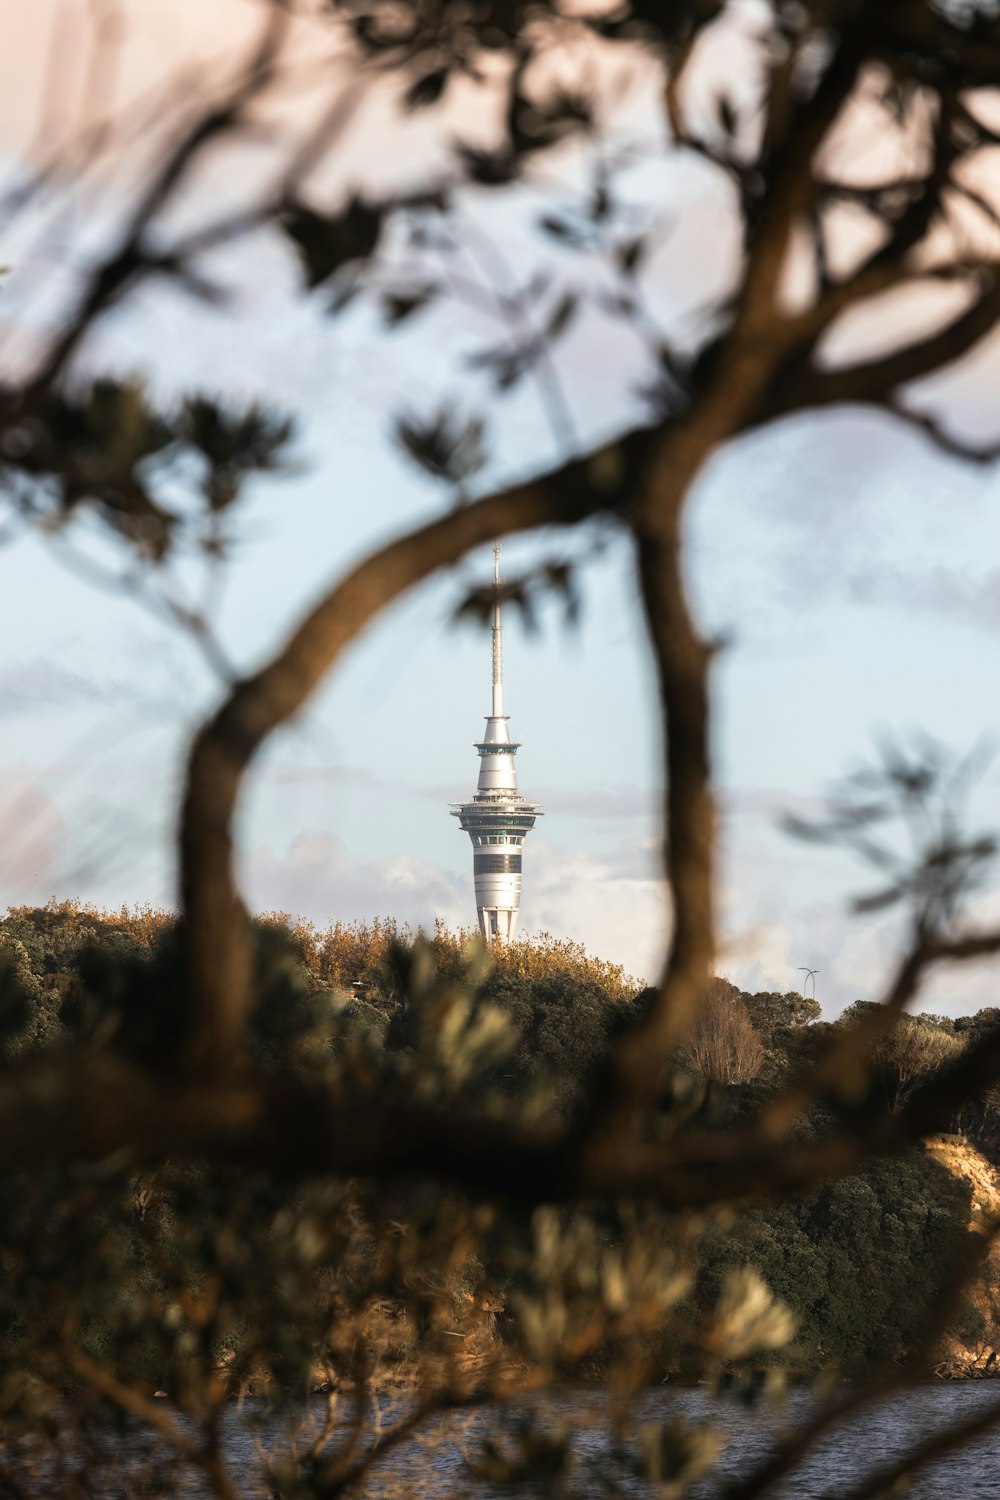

6,1,1000,1492
7,0,1000,1285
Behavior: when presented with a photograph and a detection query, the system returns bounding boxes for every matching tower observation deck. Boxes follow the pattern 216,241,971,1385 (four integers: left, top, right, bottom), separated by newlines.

451,539,541,943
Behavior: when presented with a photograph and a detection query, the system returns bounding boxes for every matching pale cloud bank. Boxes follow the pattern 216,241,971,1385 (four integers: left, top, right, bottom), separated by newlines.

0,658,140,718
527,839,667,983
242,829,669,981
0,777,64,903
243,831,469,931
241,823,916,1006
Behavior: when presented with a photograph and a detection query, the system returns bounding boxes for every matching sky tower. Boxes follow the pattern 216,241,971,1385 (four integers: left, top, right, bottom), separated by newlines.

451,540,542,943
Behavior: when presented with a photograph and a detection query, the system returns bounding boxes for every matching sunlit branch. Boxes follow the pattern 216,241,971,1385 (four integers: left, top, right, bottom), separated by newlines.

789,272,1000,411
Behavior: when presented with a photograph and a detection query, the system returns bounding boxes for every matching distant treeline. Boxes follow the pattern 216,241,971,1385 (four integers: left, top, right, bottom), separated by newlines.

1,900,998,1387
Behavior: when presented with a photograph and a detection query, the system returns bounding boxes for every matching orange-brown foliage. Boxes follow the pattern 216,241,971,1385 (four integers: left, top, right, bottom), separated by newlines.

244,914,644,1001
3,902,643,1001
4,898,175,948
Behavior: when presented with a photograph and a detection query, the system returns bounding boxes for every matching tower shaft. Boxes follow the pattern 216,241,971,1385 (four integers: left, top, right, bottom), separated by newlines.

451,539,541,943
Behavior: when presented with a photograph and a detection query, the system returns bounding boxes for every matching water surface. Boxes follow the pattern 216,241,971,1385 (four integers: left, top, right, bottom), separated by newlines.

17,1380,1000,1496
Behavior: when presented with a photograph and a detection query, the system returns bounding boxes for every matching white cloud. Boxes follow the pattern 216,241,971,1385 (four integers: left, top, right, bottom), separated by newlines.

246,822,994,1012
526,837,668,983
0,777,64,904
243,830,469,931
718,918,799,996
241,827,669,980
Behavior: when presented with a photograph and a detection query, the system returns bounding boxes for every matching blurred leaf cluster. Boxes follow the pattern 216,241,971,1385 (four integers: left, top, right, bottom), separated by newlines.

1,901,997,1498
0,380,293,561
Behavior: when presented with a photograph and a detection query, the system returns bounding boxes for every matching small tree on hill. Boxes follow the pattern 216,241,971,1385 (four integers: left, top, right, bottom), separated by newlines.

686,977,765,1085
877,1017,966,1114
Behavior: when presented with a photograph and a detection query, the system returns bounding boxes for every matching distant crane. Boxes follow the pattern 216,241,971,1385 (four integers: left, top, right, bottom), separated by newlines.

798,967,819,1001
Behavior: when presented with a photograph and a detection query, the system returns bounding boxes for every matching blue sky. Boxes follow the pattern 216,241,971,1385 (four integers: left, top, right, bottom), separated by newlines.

3,2,1000,1014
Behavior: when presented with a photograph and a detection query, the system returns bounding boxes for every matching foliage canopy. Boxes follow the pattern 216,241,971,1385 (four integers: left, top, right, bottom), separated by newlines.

6,0,1000,1493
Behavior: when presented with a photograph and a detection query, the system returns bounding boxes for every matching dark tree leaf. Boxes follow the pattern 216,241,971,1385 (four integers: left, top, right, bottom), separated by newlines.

405,67,450,111
84,379,175,467
521,88,593,145
478,25,512,49
457,146,520,185
454,560,579,636
717,95,738,138
494,354,527,391
545,292,578,342
327,279,362,317
544,561,580,626
394,409,488,483
182,399,294,511
616,236,646,276
591,182,612,223
454,579,543,637
657,342,688,383
382,286,438,326
282,197,384,290
466,340,531,392
350,7,418,56
451,588,494,629
599,289,638,318
539,215,577,242
0,379,181,557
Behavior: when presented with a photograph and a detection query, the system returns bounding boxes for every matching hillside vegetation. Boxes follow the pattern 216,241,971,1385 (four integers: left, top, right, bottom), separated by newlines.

2,899,1000,1402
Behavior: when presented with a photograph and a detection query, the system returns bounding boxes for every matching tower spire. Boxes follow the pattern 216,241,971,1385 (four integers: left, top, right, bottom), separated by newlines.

492,537,503,718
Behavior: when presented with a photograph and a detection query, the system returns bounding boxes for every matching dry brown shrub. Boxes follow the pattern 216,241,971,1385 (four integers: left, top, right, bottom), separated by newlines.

685,978,765,1085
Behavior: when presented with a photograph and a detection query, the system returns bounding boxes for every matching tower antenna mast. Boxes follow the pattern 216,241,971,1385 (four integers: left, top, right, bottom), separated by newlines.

492,537,503,718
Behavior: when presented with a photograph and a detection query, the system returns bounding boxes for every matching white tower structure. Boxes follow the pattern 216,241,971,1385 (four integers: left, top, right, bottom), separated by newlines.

452,539,542,943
